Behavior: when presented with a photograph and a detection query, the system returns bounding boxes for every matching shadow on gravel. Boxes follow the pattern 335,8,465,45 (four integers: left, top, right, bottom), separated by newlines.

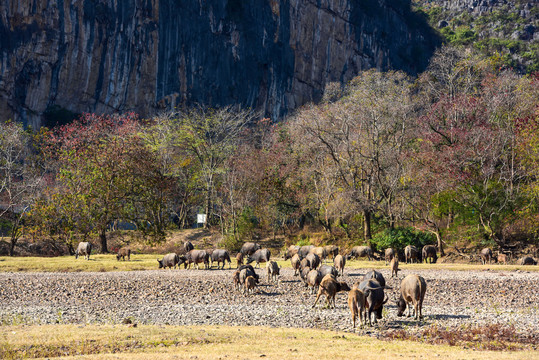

427,314,471,320
258,291,282,296
389,320,430,327
346,272,365,277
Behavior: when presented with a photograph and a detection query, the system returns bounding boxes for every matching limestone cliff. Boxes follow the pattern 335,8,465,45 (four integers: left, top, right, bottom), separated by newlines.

0,0,438,127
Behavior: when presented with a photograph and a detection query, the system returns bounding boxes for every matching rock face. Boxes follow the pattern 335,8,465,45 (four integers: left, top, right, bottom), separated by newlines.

0,0,439,128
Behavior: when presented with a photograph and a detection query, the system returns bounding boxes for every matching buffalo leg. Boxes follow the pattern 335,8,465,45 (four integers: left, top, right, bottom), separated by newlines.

369,304,377,324
312,290,322,308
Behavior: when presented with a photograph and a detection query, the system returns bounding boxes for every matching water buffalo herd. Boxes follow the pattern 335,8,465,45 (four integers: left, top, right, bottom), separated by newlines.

233,244,430,328
73,240,537,329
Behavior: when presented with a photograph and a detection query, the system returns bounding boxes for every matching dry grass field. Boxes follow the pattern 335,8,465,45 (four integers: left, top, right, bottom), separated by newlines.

1,324,536,360
0,254,537,273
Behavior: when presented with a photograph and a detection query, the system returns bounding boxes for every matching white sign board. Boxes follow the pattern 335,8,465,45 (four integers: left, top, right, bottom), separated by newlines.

197,214,207,224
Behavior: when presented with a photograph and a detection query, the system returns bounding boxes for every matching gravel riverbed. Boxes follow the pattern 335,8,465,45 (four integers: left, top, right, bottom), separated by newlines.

0,267,538,337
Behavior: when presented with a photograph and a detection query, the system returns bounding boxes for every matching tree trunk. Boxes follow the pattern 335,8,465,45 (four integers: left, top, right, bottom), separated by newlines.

340,218,352,240
319,219,332,234
299,214,306,230
363,209,372,243
8,216,22,256
446,210,453,229
232,210,237,241
434,230,445,257
204,189,211,229
9,238,16,256
100,228,109,253
67,243,75,256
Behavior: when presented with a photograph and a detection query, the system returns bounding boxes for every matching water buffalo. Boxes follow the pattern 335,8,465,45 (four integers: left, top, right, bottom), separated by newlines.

357,279,388,326
211,249,231,269
318,265,339,282
479,248,493,265
284,245,300,260
240,242,261,256
390,257,399,278
75,242,92,260
234,264,259,291
239,266,259,293
396,274,427,320
361,269,386,289
305,252,321,270
519,256,537,265
312,274,351,309
116,247,131,261
266,260,280,283
422,245,437,264
183,241,194,253
309,247,328,262
347,246,373,261
348,288,366,328
291,253,301,276
324,245,339,260
300,258,310,272
158,253,180,269
298,245,315,259
186,249,209,269
236,252,244,267
497,252,508,265
334,254,346,276
405,245,421,264
246,248,271,268
385,248,395,265
299,266,312,286
305,269,321,294
245,276,256,295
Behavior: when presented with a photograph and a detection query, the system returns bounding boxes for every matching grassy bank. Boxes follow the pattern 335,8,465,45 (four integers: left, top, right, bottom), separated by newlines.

0,255,537,272
0,324,535,359
0,254,161,272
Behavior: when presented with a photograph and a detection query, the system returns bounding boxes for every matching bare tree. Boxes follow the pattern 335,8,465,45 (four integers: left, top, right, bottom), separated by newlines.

419,46,486,101
290,70,414,242
411,68,529,249
0,121,44,255
174,106,258,228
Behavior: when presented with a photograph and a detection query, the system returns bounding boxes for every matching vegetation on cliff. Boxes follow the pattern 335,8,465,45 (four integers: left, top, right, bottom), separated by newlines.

412,0,539,73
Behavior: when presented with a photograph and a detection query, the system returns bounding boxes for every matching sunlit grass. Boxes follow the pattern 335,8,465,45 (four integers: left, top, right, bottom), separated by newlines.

0,324,534,359
0,254,537,273
0,254,165,272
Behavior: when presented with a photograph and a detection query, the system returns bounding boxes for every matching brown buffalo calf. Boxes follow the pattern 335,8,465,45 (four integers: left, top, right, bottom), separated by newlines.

348,288,366,328
390,256,399,278
245,276,256,295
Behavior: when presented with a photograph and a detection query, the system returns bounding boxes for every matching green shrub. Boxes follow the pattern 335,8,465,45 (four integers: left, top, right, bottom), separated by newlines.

219,235,243,253
0,218,12,237
370,227,435,252
235,207,258,241
296,237,311,247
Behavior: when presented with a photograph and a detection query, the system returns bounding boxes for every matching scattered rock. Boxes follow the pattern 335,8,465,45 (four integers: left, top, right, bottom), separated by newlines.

0,268,537,337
